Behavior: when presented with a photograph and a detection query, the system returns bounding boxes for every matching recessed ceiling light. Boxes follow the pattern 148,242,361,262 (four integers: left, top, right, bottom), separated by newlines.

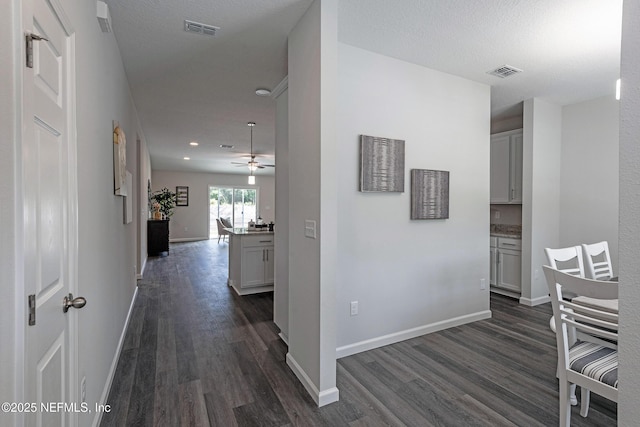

189,141,198,146
183,157,190,160
255,88,271,96
219,144,234,149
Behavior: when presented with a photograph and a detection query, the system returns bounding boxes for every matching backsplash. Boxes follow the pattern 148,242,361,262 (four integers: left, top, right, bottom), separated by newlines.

490,224,522,237
490,204,522,226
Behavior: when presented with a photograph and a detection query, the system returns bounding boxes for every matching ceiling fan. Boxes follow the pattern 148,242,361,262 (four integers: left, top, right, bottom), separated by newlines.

231,122,275,170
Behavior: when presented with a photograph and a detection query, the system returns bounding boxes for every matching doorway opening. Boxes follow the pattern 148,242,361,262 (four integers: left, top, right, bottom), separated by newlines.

209,186,258,238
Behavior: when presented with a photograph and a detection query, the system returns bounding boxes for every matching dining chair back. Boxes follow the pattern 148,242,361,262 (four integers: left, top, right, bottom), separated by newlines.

543,266,618,427
544,246,585,277
581,241,613,281
544,246,586,410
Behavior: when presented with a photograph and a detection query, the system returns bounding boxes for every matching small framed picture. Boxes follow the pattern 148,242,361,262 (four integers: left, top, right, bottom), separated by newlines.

410,169,449,220
176,186,189,206
359,135,405,192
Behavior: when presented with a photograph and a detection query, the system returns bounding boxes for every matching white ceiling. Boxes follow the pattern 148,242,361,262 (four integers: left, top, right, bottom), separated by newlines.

106,0,622,175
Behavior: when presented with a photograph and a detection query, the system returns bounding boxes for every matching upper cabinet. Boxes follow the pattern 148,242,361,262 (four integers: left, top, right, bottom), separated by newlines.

490,129,523,204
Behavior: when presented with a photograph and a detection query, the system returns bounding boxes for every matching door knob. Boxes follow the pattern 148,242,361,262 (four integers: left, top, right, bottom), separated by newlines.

63,293,87,313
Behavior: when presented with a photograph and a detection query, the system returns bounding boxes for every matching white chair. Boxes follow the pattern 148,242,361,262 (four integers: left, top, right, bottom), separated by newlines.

544,246,585,279
216,218,230,243
582,241,613,281
542,266,618,427
544,246,585,407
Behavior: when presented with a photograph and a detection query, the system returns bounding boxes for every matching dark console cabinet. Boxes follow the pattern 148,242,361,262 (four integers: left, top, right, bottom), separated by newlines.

148,220,169,256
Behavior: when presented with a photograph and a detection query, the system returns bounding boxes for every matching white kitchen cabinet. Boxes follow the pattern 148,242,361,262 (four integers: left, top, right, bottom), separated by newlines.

227,230,275,295
497,249,522,292
490,236,497,286
491,236,522,294
241,246,269,287
490,129,523,204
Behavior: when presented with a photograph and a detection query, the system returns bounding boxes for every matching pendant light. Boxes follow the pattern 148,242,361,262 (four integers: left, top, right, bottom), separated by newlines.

248,122,256,184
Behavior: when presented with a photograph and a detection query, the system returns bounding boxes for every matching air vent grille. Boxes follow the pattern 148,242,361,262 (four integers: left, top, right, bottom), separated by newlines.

184,19,219,37
487,65,523,78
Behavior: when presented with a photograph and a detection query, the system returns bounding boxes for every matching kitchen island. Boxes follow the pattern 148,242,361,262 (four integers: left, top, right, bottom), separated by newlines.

226,228,274,295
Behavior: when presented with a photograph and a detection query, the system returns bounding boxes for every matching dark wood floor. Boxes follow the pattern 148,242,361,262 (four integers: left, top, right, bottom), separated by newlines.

101,239,617,426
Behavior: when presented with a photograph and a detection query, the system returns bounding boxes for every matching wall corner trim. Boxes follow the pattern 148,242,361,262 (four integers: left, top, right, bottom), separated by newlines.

286,353,339,407
271,76,288,99
336,310,492,359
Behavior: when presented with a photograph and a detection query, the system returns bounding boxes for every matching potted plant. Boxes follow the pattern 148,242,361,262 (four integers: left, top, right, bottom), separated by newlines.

150,187,176,219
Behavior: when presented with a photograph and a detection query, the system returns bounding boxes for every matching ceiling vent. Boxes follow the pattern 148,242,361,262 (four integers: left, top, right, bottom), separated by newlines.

487,65,523,79
184,19,219,37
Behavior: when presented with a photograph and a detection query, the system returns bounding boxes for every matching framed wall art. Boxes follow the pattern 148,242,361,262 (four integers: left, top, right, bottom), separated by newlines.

176,186,189,206
113,120,127,196
410,169,449,220
359,135,405,192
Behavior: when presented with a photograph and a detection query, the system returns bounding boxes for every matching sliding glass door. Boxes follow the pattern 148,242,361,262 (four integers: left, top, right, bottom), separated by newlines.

209,186,258,238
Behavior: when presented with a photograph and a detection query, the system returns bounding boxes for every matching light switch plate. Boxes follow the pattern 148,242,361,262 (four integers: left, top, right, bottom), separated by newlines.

304,220,317,239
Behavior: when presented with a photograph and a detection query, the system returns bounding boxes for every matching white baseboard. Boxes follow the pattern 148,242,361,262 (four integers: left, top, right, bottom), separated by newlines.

92,286,139,427
336,310,492,359
520,294,550,306
137,257,147,280
228,279,274,295
169,237,208,243
286,353,339,407
489,287,521,299
278,332,289,346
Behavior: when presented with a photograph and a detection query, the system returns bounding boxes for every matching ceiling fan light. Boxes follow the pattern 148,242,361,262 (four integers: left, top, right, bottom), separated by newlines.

248,175,256,185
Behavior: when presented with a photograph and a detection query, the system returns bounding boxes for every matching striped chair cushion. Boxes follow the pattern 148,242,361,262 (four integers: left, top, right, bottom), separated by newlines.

568,341,618,388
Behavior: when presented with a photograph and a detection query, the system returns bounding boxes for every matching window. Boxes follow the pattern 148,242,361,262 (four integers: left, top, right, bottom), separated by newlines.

209,186,258,238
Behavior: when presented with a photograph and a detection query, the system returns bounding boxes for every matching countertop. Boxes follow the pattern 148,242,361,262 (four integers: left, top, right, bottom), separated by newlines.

225,227,274,235
490,224,521,239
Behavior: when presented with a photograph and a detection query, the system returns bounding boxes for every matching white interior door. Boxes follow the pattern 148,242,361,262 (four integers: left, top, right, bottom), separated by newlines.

23,0,79,425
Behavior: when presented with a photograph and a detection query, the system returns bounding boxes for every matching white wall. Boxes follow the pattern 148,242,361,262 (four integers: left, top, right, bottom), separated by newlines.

0,1,20,423
619,0,640,422
560,95,619,271
70,1,146,424
521,98,563,305
3,0,147,425
335,44,491,354
287,0,339,406
151,170,275,241
273,80,290,340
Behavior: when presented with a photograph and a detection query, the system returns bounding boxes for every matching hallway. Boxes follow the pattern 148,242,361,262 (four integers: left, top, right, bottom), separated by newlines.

101,239,616,426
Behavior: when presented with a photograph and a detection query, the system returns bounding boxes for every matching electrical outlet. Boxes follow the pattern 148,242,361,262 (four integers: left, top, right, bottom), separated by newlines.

184,226,188,232
480,278,486,290
350,301,358,316
494,211,501,219
81,376,86,402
